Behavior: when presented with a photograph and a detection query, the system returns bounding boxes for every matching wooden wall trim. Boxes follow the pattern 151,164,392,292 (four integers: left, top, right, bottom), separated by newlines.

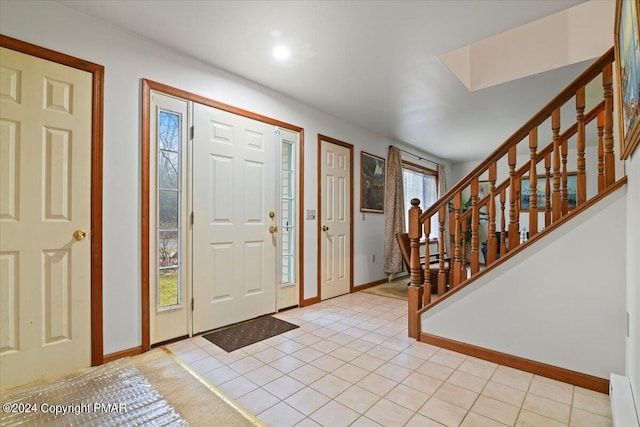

355,278,388,291
141,80,151,352
103,346,143,364
297,130,306,309
0,35,105,366
420,332,610,394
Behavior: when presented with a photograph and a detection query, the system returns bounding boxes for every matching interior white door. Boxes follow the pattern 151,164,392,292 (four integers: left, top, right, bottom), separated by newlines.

320,138,351,300
192,104,277,333
0,47,92,390
149,91,190,345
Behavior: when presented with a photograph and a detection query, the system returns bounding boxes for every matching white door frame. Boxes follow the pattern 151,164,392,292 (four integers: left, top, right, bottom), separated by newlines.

0,35,104,366
141,80,303,349
317,134,354,300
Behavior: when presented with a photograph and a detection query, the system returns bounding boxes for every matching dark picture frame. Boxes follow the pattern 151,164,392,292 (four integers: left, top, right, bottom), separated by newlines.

360,151,385,213
615,0,640,159
521,173,577,211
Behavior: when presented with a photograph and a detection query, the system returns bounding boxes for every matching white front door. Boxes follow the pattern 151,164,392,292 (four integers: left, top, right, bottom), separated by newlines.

320,138,352,300
0,47,92,389
192,104,277,333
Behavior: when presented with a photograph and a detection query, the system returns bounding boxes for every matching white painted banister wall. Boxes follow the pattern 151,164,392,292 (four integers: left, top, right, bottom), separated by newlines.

421,184,627,379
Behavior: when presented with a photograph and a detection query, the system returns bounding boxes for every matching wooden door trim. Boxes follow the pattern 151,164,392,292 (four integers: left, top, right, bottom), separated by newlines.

141,79,304,351
315,135,354,305
0,35,105,365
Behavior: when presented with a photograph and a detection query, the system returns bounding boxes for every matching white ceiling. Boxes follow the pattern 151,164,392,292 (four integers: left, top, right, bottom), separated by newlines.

58,0,599,163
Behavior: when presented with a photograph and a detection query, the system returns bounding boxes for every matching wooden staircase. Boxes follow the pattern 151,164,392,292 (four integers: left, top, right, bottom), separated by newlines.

406,48,626,391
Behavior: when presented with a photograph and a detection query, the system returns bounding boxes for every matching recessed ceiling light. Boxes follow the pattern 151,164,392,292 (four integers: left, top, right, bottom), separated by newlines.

273,45,291,61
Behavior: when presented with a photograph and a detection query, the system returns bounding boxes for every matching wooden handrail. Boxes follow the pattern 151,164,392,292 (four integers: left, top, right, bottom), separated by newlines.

474,100,606,206
419,48,614,222
407,48,620,341
418,177,627,315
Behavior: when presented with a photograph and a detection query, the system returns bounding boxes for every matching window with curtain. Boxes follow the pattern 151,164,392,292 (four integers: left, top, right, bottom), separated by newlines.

402,162,438,238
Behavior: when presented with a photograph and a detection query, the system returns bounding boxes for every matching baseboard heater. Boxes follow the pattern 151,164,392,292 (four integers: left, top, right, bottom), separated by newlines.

610,374,640,427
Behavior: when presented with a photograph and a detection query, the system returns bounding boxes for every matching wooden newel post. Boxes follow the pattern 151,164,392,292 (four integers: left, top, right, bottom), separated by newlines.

407,198,423,339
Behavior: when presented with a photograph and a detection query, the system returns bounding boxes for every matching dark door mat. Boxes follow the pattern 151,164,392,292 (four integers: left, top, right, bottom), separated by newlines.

201,315,299,352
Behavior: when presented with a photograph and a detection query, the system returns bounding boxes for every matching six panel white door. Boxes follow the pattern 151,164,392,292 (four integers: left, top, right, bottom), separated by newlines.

0,47,92,390
320,139,351,300
192,104,277,333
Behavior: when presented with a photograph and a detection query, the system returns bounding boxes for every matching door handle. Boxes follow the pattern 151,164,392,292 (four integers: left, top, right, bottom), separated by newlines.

322,225,329,232
73,229,87,240
269,226,278,234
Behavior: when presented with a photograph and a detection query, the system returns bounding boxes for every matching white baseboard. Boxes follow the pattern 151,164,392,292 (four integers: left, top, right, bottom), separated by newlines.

610,374,640,427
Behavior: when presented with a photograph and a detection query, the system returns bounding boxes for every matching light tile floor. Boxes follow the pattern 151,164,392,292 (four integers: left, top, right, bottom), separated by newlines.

167,292,613,427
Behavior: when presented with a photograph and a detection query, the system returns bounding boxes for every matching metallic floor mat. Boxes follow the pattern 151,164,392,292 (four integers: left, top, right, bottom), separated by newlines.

0,358,187,426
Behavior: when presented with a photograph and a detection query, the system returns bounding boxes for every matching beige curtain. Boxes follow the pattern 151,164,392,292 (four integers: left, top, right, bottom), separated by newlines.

384,146,405,274
438,164,450,256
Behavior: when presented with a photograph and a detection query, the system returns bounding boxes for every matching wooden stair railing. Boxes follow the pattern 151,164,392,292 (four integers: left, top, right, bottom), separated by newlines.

407,48,619,339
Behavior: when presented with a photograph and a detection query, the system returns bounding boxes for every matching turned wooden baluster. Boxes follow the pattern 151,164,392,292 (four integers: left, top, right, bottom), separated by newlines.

423,218,431,305
448,205,455,287
528,128,538,236
508,146,519,250
470,178,480,275
452,193,462,287
552,108,562,222
500,189,507,256
438,206,447,296
545,153,552,227
576,86,587,205
603,63,615,186
597,111,605,192
460,219,468,281
487,162,498,264
561,138,569,215
500,189,507,257
515,176,521,219
407,198,423,339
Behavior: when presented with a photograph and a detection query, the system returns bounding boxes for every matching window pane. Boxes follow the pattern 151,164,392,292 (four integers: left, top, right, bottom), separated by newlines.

159,151,179,189
158,190,179,228
403,167,438,236
282,171,295,198
158,229,178,267
159,267,179,306
159,111,180,152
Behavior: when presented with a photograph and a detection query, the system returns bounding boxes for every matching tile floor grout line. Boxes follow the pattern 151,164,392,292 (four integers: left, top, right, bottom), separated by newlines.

170,292,612,427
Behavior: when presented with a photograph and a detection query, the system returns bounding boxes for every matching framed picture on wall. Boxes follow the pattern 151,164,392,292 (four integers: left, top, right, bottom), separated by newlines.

615,0,640,159
360,151,385,213
521,173,577,211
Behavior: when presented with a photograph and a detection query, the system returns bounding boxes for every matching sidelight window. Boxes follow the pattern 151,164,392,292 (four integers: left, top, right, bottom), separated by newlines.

281,140,296,285
157,110,182,308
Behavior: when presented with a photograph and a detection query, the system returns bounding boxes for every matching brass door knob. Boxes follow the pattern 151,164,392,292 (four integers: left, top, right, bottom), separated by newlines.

322,225,329,231
73,229,87,240
269,226,278,234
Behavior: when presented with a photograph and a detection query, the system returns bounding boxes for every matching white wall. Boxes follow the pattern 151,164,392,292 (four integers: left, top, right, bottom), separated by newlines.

0,1,450,354
626,150,640,409
422,185,627,378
